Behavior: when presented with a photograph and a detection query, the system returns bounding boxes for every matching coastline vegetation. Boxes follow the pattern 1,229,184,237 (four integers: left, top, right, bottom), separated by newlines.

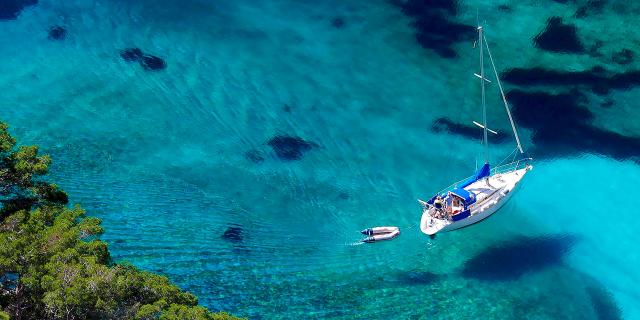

0,121,240,320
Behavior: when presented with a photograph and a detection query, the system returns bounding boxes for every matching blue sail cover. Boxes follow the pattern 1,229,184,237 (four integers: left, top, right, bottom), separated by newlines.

451,187,475,205
458,163,490,189
425,163,490,205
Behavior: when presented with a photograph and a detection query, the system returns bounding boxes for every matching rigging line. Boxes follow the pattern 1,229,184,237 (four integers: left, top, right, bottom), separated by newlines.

483,34,525,154
511,147,519,163
497,147,517,167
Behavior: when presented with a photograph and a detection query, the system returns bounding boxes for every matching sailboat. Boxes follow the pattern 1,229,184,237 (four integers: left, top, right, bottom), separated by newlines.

419,25,533,238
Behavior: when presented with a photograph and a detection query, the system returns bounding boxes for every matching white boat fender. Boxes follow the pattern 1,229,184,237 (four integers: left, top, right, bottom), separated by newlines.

361,227,400,243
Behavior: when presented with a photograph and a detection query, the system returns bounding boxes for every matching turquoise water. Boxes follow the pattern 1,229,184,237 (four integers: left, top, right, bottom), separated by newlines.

1,0,639,319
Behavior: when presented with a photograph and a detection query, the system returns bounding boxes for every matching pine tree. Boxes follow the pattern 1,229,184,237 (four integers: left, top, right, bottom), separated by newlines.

0,122,241,320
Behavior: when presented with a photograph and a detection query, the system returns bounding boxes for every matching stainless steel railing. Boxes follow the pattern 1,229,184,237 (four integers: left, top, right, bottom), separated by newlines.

422,157,532,200
491,157,532,175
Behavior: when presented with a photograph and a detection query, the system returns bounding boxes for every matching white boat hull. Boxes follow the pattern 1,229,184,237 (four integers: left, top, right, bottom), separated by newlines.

419,25,531,237
420,166,531,236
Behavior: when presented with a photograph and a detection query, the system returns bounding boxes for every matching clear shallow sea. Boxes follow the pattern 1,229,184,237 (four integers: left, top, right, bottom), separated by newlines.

1,0,639,319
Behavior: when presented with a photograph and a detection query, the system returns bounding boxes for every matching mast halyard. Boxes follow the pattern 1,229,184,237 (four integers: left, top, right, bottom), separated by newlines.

483,35,525,154
478,25,489,164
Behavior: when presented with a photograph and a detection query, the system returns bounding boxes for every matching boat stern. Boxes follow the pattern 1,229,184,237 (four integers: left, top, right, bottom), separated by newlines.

420,209,448,236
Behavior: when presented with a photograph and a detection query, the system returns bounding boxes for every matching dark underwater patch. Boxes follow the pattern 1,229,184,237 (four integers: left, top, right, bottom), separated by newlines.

507,89,640,161
47,25,66,40
140,54,167,71
245,149,265,163
502,67,604,87
432,117,510,143
534,17,585,53
394,271,439,286
609,70,640,90
222,226,243,243
502,66,640,95
535,121,640,162
267,135,318,161
612,49,634,65
331,17,345,29
120,48,144,62
395,0,475,58
497,4,511,12
507,90,592,130
575,0,606,18
399,0,458,15
0,0,37,20
461,234,576,281
586,285,623,320
120,48,166,71
600,98,614,109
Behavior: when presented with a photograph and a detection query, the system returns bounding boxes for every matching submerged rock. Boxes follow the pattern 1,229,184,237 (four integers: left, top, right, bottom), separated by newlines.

502,66,640,95
245,149,265,163
331,17,345,28
0,0,37,20
600,99,614,109
400,0,458,16
575,0,606,18
267,135,317,161
497,4,511,12
140,54,167,71
507,90,592,130
120,48,143,62
47,25,66,40
502,67,602,87
534,17,585,53
507,89,640,161
395,0,475,58
612,48,634,65
222,226,243,243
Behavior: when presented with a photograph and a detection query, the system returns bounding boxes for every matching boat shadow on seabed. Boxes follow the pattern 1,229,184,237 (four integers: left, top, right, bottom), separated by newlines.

460,234,577,281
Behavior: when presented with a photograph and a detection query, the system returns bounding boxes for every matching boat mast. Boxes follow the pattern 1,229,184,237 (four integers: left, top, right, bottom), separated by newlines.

478,25,489,163
484,35,525,154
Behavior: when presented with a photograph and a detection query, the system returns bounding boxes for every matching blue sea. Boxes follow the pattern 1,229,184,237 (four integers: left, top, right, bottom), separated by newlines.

1,0,639,319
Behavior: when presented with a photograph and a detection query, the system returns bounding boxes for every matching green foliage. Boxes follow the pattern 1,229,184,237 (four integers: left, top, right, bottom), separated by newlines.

0,122,242,320
0,124,67,219
159,305,240,320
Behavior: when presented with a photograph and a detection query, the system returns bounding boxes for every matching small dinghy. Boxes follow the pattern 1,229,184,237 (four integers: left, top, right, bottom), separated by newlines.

360,226,400,243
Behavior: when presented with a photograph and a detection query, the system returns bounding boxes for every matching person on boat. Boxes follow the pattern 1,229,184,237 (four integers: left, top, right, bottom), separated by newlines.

451,197,462,215
444,194,454,214
434,196,444,209
433,196,446,219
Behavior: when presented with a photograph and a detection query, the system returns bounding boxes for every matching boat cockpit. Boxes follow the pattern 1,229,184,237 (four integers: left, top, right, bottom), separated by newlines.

427,188,476,222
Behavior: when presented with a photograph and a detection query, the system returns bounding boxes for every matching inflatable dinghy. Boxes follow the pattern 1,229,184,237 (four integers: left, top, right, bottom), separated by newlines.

360,226,400,243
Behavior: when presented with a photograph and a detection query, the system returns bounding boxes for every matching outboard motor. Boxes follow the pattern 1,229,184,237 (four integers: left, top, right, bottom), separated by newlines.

362,236,376,243
360,228,374,236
